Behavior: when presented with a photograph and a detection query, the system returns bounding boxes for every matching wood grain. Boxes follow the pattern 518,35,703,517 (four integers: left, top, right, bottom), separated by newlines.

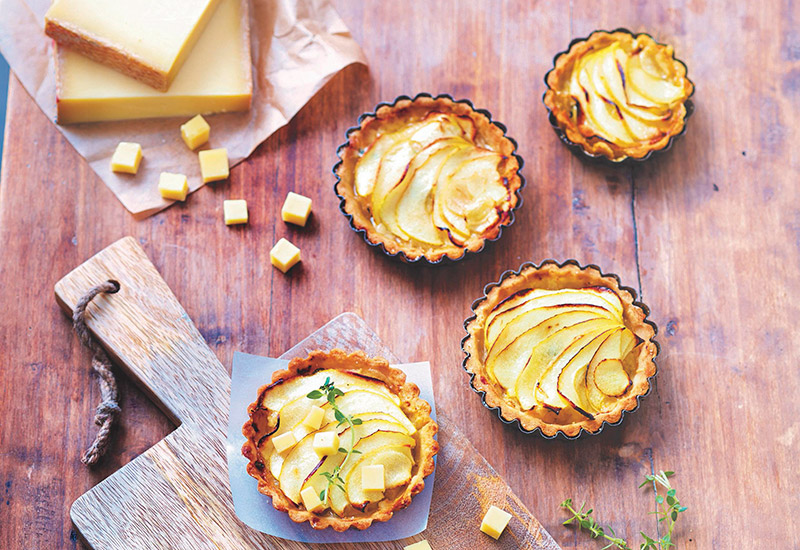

54,237,557,549
1,1,799,548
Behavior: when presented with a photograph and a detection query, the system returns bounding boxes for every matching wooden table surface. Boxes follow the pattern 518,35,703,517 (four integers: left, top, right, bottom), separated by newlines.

1,2,798,548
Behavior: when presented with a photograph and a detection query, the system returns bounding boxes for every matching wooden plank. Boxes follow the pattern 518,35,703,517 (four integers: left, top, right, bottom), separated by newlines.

55,238,557,549
1,1,798,549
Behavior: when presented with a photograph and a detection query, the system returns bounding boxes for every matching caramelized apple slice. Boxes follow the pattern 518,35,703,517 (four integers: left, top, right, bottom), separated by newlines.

515,318,621,410
486,287,623,348
299,417,409,504
380,138,464,240
626,52,685,106
488,310,610,394
556,328,617,418
344,445,414,509
536,323,619,412
328,431,416,516
594,358,632,396
259,369,399,412
354,113,464,197
586,328,636,413
575,52,636,145
395,145,466,245
323,390,416,434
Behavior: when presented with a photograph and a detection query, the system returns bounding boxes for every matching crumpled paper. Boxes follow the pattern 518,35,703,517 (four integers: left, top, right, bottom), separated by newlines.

0,0,366,217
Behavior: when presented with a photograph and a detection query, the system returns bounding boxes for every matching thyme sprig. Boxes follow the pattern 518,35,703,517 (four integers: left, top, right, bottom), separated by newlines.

306,377,362,504
561,470,687,550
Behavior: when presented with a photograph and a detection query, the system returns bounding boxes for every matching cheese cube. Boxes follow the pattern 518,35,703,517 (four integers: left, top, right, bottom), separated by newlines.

301,406,326,430
158,172,189,201
362,464,385,492
300,485,326,513
223,199,248,225
281,192,313,226
271,432,297,454
404,541,433,550
480,505,512,540
199,148,229,183
181,114,210,150
270,238,301,273
313,432,340,457
110,142,142,174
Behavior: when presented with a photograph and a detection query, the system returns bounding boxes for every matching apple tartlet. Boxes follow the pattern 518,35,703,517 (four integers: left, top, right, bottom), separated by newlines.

242,350,438,531
334,94,524,263
462,261,658,438
544,29,694,162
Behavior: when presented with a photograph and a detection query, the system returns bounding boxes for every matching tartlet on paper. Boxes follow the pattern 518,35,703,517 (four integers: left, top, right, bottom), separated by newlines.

462,261,659,438
334,93,524,263
242,350,438,531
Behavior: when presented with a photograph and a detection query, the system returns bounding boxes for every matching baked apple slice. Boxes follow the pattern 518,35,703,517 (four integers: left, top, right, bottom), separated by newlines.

345,445,414,510
556,327,618,418
259,369,400,412
328,430,415,516
516,317,619,410
536,324,617,413
586,328,637,413
488,309,611,391
485,287,622,348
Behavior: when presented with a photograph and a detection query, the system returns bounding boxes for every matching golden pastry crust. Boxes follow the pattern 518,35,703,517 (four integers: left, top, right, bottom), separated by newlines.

334,94,524,263
242,349,439,531
462,261,659,438
543,29,694,162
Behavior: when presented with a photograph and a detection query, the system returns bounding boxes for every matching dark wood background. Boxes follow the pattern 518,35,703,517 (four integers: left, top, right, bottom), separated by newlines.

2,1,798,548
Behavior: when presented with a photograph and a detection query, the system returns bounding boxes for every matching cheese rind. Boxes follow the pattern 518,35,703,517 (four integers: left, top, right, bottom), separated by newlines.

480,505,512,540
110,142,142,174
45,0,221,91
158,173,189,201
223,200,248,225
199,148,230,183
404,541,433,550
270,239,301,273
281,192,313,226
181,115,211,150
55,0,252,124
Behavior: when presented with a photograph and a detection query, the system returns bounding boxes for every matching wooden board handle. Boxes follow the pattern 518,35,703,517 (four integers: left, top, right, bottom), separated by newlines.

54,237,229,430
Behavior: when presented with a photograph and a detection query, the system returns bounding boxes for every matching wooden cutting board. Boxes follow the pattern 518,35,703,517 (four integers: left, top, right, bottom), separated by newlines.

55,236,560,550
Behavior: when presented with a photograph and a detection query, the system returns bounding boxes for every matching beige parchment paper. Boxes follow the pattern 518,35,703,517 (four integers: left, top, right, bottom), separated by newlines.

0,0,367,217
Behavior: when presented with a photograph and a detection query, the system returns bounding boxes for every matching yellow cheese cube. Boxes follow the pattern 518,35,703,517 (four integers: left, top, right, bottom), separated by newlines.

181,114,210,150
301,406,326,430
110,142,142,174
199,148,229,183
300,485,326,513
270,238,301,273
271,431,297,454
158,172,189,201
223,199,248,225
281,192,313,226
313,432,340,457
404,541,433,550
361,464,385,492
480,505,512,540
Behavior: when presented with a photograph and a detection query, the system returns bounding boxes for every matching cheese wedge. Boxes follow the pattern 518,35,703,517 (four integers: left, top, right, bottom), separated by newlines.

55,0,252,124
45,0,222,91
